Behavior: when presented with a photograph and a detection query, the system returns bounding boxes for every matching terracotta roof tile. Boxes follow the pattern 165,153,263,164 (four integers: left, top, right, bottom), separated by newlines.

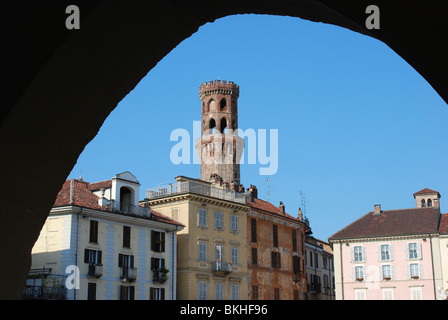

248,197,299,221
54,179,183,227
329,207,441,240
439,213,448,234
413,188,440,197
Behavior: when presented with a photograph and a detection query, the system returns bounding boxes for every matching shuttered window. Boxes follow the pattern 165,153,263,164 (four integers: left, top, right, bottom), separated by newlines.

251,219,257,243
151,230,165,252
89,220,98,243
123,226,131,248
273,225,278,248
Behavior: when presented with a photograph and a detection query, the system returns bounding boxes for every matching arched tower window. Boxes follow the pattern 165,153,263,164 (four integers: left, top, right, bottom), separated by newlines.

220,98,227,110
427,199,432,207
120,187,133,212
209,118,216,134
421,199,426,207
220,117,227,134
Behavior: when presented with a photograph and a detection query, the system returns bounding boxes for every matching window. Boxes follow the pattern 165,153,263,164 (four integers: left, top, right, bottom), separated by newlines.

427,199,432,207
251,218,257,243
315,253,319,268
382,265,392,280
120,285,135,300
198,281,207,300
353,246,364,262
355,288,366,300
421,199,426,207
87,282,96,300
84,249,102,265
252,285,258,300
215,282,224,300
251,247,257,265
382,288,394,300
410,263,420,279
151,257,165,270
198,242,207,262
292,229,298,252
274,288,280,300
215,211,223,229
381,244,391,261
198,208,207,227
355,266,364,280
170,208,179,221
271,251,281,269
273,225,278,248
151,230,165,252
408,243,420,259
231,283,240,300
410,287,422,300
150,287,165,300
231,247,239,265
323,257,328,269
309,251,313,267
118,254,135,280
123,226,131,248
230,215,238,231
89,220,98,243
293,255,301,274
215,244,223,262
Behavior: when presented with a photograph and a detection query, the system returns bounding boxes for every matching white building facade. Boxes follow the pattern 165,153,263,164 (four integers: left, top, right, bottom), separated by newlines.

26,172,184,300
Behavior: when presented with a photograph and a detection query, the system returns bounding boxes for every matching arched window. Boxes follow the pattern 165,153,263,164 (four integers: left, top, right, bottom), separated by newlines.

220,98,227,110
421,199,426,207
220,117,227,134
209,118,216,134
427,199,432,207
120,187,133,212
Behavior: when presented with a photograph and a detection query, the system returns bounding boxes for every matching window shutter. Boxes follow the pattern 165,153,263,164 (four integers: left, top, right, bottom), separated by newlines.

251,219,257,243
362,247,366,262
391,264,395,280
161,232,165,252
98,250,102,264
377,245,381,261
405,244,409,260
129,286,135,300
351,266,355,282
161,288,165,300
419,263,424,279
84,249,89,263
405,263,410,279
118,253,123,267
390,244,394,261
417,243,422,259
150,287,154,300
130,255,134,268
120,285,125,300
350,247,354,262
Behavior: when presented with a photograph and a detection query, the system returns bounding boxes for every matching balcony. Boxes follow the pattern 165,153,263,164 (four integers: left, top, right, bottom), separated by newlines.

87,263,103,278
120,267,137,282
212,261,233,275
307,283,322,293
152,268,169,283
105,201,151,218
23,285,67,300
146,180,246,204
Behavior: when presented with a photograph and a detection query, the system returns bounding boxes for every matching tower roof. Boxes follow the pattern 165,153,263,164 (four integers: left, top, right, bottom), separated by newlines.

413,188,440,198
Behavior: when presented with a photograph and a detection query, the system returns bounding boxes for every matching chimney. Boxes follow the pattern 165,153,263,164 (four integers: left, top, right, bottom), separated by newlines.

247,185,258,202
298,207,303,221
98,187,108,207
279,201,285,214
374,204,381,214
434,198,440,208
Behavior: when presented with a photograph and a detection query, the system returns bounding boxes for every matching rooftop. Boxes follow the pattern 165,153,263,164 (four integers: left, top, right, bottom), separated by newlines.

329,207,441,241
53,179,183,227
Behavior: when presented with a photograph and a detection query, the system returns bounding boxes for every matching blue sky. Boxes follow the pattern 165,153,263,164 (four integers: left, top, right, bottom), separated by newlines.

68,14,448,241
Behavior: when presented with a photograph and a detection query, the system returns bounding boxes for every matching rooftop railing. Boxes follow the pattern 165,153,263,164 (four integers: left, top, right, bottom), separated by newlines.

105,200,151,218
146,181,246,204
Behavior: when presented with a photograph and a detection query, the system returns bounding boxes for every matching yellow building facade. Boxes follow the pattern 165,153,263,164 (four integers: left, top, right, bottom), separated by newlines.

145,176,250,300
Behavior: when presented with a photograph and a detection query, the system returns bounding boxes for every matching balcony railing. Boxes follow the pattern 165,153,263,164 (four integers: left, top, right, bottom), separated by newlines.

87,264,103,278
105,201,151,218
23,285,66,300
146,181,246,204
120,267,137,282
212,261,233,275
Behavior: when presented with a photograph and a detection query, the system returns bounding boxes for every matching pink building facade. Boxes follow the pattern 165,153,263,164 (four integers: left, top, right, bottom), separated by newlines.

329,188,445,300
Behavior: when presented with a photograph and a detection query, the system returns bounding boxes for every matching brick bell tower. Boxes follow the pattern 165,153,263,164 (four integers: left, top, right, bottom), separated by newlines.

195,80,244,191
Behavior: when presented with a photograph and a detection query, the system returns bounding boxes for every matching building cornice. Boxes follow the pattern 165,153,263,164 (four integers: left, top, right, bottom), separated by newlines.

50,205,183,231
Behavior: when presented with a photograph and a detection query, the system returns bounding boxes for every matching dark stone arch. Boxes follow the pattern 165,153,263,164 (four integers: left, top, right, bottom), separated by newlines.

1,0,447,299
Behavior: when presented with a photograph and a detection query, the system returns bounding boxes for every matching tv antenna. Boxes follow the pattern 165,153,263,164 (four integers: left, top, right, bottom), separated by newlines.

266,178,270,202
